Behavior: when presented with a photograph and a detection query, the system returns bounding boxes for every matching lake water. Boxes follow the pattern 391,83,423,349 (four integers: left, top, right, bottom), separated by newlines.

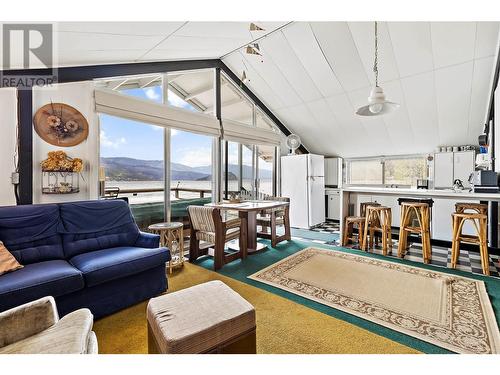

106,179,273,204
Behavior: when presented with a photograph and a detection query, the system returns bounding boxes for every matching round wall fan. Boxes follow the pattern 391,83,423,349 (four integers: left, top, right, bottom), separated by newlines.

286,134,301,155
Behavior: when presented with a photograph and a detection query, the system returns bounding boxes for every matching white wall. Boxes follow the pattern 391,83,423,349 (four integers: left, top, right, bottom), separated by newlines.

0,88,18,206
32,82,99,204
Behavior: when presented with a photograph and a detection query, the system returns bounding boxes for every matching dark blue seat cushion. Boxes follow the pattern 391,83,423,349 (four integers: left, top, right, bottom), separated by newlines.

0,204,64,264
59,200,140,258
0,260,84,311
70,246,170,287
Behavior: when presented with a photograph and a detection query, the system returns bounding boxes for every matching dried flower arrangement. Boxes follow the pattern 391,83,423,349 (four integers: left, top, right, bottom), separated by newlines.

41,151,84,173
33,102,89,147
44,102,83,139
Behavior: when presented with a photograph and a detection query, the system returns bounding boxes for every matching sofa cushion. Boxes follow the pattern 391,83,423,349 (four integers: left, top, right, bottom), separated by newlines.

0,204,64,264
0,260,84,312
0,241,23,276
70,246,170,287
59,200,140,258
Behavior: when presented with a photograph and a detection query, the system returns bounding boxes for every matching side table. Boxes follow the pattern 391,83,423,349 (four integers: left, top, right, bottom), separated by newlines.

148,222,184,274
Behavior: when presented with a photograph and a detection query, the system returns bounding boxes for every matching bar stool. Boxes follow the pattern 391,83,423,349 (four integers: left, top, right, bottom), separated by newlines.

342,216,366,248
362,206,392,255
360,202,381,246
360,202,381,217
398,202,432,263
451,204,489,276
455,202,488,215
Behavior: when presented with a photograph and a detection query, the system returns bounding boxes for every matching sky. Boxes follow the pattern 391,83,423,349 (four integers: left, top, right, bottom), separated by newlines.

99,85,271,170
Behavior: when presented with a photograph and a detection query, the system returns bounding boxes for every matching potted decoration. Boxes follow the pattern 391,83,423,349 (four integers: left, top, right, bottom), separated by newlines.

41,151,84,194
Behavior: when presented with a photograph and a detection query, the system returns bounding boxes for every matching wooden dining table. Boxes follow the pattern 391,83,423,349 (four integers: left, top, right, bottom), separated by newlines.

206,200,290,253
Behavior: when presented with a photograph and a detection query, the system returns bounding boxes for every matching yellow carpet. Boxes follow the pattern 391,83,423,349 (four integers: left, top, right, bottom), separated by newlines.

93,263,419,354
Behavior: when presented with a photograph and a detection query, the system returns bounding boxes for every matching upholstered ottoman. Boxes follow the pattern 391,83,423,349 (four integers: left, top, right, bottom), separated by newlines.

147,280,256,354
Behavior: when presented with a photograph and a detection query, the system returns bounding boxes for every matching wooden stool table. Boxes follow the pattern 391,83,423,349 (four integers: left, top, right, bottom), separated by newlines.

451,212,489,275
148,222,184,274
362,206,392,255
342,216,366,248
398,202,431,263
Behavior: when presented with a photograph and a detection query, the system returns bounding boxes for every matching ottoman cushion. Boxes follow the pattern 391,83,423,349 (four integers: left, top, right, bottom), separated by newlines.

147,280,255,353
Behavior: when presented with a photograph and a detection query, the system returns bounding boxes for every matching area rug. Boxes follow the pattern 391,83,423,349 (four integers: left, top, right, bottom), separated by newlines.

248,247,500,354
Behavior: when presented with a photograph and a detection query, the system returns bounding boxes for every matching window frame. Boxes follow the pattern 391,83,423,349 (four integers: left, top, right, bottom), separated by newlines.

345,154,429,188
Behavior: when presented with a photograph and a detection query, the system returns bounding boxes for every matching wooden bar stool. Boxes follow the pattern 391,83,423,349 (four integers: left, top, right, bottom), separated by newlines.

451,211,489,276
342,216,366,248
398,202,432,263
362,206,392,255
455,202,488,215
360,202,381,246
360,202,381,217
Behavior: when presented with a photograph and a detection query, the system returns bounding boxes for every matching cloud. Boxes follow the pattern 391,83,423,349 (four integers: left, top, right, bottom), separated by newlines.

177,147,212,167
167,90,194,110
100,130,126,149
145,87,161,101
152,127,178,136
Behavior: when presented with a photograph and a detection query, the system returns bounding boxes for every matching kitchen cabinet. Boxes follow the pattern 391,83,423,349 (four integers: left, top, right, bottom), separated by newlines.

434,151,474,188
325,158,339,187
434,152,454,188
326,190,340,220
453,151,475,187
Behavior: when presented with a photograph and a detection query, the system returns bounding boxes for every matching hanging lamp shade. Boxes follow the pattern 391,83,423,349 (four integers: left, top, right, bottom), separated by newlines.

356,22,399,117
356,86,400,116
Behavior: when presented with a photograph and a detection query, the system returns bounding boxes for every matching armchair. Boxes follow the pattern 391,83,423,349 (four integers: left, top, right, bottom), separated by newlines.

188,206,247,270
0,296,97,354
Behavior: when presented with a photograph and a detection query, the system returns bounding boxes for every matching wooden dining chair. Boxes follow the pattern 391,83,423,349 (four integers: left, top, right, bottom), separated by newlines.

256,196,291,247
187,205,247,271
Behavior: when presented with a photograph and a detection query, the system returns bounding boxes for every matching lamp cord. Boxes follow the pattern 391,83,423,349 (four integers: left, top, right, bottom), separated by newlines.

373,21,379,87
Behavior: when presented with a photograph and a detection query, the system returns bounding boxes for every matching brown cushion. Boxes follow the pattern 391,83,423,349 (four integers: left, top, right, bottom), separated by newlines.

0,241,23,276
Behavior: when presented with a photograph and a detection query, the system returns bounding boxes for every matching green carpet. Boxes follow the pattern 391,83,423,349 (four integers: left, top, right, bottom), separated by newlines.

194,238,500,354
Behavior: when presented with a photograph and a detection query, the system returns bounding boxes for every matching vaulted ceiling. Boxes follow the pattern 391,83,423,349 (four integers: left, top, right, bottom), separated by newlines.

5,21,499,157
223,22,500,157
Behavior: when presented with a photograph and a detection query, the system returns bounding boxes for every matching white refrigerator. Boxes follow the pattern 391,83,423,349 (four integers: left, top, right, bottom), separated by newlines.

281,154,325,229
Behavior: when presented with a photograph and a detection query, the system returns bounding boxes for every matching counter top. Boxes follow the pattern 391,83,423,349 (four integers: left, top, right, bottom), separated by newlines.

342,186,500,200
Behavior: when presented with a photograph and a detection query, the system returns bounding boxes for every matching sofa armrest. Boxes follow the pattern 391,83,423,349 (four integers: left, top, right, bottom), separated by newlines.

135,231,160,248
0,296,59,348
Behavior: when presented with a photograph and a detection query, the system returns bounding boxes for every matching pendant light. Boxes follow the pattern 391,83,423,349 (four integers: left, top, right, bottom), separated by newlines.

356,22,399,116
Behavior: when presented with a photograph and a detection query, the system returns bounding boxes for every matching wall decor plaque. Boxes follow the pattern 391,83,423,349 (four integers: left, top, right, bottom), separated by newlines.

33,102,89,147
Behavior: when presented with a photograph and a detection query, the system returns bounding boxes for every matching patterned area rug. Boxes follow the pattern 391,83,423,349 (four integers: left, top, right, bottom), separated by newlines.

248,247,500,354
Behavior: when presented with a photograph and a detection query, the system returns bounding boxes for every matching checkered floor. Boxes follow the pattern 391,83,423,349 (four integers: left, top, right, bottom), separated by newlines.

304,221,500,278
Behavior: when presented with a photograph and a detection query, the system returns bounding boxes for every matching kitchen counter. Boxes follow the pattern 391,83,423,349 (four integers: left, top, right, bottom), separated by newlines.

342,186,500,201
339,186,500,247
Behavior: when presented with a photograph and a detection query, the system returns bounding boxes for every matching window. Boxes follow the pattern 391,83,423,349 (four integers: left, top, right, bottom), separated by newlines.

167,70,214,113
241,145,254,194
256,109,275,131
384,157,427,186
257,144,275,198
99,114,165,230
221,76,254,126
170,130,213,222
348,160,383,185
346,156,428,186
223,141,240,199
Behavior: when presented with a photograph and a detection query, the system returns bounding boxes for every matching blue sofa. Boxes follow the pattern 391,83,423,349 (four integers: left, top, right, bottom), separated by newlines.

0,200,171,319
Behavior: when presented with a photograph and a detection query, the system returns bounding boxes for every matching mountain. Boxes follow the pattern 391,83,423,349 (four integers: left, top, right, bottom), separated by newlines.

192,164,272,179
101,157,209,181
100,157,272,181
